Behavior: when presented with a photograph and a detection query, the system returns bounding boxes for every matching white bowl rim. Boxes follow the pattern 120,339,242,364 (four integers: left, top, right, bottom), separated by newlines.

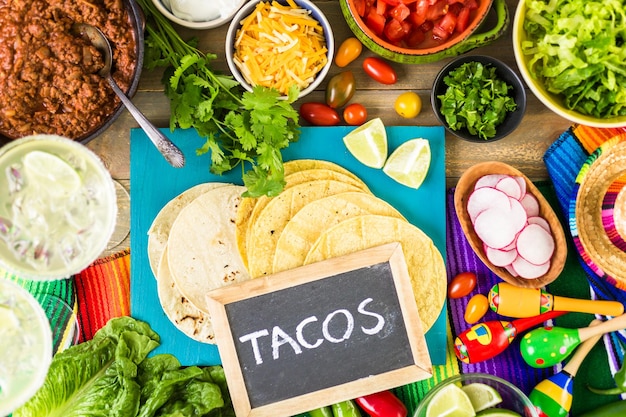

512,1,626,128
225,0,334,99
151,0,249,30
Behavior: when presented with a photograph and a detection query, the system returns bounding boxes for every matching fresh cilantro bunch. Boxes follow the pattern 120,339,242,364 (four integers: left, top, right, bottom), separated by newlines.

138,0,300,197
437,61,517,140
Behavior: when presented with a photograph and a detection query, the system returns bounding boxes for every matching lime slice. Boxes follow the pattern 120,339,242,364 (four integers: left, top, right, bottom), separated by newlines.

383,138,431,189
23,151,81,195
343,118,388,169
476,409,522,417
426,383,476,417
461,383,503,412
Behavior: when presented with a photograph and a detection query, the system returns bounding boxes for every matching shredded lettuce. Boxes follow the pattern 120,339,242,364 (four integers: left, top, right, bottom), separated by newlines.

522,0,626,118
13,317,234,417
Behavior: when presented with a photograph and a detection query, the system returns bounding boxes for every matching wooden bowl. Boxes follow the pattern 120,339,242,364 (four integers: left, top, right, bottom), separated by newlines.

454,162,567,288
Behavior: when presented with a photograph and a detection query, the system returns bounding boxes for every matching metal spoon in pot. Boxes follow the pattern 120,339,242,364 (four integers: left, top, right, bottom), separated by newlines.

74,23,185,168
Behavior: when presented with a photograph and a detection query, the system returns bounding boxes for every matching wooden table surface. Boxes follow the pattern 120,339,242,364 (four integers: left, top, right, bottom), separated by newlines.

94,0,573,256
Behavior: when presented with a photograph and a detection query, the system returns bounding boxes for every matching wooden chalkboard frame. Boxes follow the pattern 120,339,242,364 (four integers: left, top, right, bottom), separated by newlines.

206,243,432,417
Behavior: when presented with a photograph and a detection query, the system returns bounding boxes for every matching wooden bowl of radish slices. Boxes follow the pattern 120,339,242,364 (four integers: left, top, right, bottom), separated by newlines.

454,162,567,288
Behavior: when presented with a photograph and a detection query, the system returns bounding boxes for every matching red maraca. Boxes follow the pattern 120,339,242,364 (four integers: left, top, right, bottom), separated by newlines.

454,310,565,364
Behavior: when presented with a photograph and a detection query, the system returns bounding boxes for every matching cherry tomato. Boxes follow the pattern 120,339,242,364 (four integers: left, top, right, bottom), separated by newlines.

362,57,397,85
335,37,363,68
355,391,408,417
299,102,340,126
343,103,368,126
394,91,422,118
464,294,489,324
326,71,356,109
448,271,477,298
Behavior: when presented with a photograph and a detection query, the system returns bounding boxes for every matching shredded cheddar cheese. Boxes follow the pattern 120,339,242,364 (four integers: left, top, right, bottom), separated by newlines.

233,0,328,95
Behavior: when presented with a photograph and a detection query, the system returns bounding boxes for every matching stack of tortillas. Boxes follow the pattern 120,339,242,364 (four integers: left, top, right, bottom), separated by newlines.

148,159,447,343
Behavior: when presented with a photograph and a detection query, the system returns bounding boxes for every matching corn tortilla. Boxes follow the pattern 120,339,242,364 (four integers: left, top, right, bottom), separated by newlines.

273,192,406,274
147,182,228,280
304,215,446,332
247,180,365,278
157,246,215,344
167,185,250,313
236,162,369,269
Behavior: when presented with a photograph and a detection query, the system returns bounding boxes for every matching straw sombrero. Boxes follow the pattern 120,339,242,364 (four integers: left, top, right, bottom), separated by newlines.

569,133,626,289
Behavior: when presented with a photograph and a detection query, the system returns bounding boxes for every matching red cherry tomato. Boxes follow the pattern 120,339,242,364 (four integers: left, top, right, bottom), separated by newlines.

299,102,340,126
362,57,397,85
464,294,489,324
343,103,368,126
335,37,363,68
448,271,477,298
355,391,407,417
326,71,356,109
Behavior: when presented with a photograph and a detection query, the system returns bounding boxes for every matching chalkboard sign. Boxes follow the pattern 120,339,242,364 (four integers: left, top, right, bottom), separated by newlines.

206,243,432,417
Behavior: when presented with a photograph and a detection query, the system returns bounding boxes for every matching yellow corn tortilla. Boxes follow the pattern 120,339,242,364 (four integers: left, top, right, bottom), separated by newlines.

157,246,215,344
236,162,369,269
147,182,228,280
246,179,365,278
304,215,446,332
167,185,251,313
273,192,406,274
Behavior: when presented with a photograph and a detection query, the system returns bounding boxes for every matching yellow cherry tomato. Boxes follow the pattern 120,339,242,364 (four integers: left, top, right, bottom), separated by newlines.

464,294,489,324
394,91,422,118
335,37,363,68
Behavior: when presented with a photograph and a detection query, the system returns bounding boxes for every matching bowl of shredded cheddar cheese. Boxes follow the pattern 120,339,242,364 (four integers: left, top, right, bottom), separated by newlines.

225,0,334,99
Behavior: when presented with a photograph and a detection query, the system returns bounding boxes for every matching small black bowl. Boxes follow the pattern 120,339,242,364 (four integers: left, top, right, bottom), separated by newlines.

431,55,526,143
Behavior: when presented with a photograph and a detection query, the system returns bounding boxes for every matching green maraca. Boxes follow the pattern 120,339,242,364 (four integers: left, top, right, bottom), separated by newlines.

521,313,626,368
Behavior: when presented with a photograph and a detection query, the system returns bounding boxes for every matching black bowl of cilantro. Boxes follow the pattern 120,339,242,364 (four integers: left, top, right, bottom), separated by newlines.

431,55,526,143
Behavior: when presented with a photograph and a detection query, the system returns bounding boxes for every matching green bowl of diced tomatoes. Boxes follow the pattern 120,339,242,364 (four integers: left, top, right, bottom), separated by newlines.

340,0,509,64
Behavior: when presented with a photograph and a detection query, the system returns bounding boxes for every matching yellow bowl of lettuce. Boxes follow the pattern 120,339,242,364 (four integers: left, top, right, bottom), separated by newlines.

513,0,626,128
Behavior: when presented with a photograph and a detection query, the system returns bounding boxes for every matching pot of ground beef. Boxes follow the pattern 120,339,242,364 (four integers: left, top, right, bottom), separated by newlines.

0,0,144,145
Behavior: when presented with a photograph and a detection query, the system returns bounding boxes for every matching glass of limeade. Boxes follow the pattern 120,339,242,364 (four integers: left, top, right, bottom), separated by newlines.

0,278,53,415
0,134,117,280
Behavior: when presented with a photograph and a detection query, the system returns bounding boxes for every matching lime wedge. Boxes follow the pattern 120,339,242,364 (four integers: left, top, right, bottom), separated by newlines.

426,383,476,417
383,138,431,189
343,118,388,169
476,409,522,417
23,151,81,196
461,383,503,413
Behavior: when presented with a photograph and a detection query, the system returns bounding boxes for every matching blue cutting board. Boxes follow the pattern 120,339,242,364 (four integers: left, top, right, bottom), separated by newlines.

130,125,447,366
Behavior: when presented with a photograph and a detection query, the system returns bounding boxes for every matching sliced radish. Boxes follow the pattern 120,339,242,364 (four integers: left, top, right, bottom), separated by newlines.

516,223,555,265
496,176,523,200
485,245,518,267
528,216,551,232
474,174,507,190
467,187,511,223
513,176,527,197
520,193,540,217
511,255,551,279
505,264,519,277
509,197,529,234
474,207,519,249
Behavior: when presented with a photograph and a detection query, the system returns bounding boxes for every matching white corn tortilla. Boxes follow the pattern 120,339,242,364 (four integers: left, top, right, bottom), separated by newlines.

167,184,251,313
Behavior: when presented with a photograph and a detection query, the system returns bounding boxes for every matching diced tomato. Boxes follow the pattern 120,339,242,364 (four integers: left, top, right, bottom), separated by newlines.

354,0,367,16
378,0,401,5
404,27,426,46
425,0,449,21
455,6,471,32
376,0,387,16
383,18,408,42
432,12,456,40
366,9,386,36
420,20,434,32
389,3,411,21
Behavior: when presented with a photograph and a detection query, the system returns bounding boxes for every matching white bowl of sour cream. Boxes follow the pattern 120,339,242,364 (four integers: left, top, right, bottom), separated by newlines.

153,0,248,29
